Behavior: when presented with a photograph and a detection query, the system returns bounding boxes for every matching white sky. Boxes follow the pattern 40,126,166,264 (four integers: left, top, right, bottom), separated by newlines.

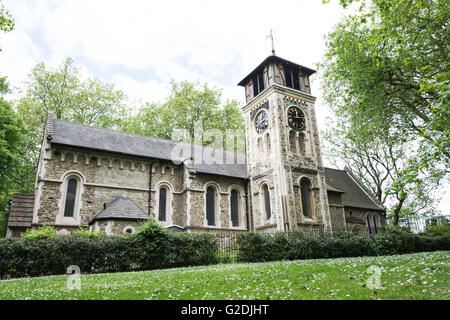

0,0,448,214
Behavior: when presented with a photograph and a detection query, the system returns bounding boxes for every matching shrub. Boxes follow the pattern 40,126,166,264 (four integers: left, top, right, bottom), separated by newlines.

0,220,219,279
168,232,218,267
72,227,102,239
21,225,56,240
236,232,275,262
134,219,171,269
423,223,450,237
0,212,8,238
237,228,448,263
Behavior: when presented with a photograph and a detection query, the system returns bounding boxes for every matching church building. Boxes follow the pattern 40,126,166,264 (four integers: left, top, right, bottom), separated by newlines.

6,55,385,238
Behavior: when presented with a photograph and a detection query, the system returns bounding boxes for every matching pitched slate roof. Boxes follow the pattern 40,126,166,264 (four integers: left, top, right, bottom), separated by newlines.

50,118,247,179
324,167,385,211
89,196,148,224
7,194,34,228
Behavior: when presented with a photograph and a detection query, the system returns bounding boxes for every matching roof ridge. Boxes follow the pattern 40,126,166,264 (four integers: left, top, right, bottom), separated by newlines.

324,166,345,172
53,118,246,156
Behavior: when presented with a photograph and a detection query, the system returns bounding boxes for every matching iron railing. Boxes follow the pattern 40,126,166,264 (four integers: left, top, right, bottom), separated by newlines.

214,227,382,262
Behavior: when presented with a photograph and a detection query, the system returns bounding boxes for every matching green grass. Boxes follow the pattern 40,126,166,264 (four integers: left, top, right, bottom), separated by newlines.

0,251,449,300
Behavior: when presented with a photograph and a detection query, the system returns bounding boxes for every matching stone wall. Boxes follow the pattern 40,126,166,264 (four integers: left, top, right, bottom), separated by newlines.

345,207,384,235
242,86,332,232
92,219,142,235
326,191,347,231
33,144,248,236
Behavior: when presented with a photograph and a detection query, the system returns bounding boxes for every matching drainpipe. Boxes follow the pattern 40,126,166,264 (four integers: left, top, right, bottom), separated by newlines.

148,162,153,216
244,179,250,231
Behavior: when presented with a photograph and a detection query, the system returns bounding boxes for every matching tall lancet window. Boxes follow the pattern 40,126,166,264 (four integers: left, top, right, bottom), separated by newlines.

64,178,78,217
300,178,312,218
158,187,168,221
230,189,239,227
262,184,271,220
206,187,216,226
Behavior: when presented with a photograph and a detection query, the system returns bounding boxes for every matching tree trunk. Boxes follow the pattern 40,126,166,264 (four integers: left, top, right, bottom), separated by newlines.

393,197,406,226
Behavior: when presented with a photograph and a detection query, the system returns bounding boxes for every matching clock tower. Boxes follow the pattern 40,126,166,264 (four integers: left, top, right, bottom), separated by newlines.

238,55,332,232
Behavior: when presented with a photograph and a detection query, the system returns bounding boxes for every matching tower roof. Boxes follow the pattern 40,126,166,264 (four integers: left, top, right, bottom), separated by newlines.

237,55,316,87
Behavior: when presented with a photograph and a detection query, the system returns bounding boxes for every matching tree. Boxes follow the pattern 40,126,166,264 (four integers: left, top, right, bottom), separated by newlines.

15,57,129,162
0,79,28,232
122,80,245,152
320,0,449,225
323,117,441,225
321,0,450,169
0,1,14,34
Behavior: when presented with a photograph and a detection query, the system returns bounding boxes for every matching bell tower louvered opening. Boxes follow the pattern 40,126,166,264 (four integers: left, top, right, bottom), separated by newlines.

238,55,315,103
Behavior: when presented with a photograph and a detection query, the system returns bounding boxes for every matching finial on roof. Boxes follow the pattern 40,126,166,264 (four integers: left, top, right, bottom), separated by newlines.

266,29,276,56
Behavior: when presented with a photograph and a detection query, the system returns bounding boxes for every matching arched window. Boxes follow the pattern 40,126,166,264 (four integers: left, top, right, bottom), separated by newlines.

262,184,271,220
58,173,83,225
158,187,168,221
64,178,78,217
206,186,216,226
367,215,374,236
300,178,312,218
230,189,239,227
372,216,378,233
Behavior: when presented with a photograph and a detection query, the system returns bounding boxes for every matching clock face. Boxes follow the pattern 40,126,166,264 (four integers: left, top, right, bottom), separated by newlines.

287,106,306,131
255,110,268,133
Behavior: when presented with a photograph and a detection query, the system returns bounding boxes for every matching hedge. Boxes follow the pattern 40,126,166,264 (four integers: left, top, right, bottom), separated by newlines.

0,222,218,279
2,223,449,279
236,229,450,263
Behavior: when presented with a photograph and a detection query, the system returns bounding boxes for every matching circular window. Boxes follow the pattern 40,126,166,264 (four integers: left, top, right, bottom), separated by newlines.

123,226,135,234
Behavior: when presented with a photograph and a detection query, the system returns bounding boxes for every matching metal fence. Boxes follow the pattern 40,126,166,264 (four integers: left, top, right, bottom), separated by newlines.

214,227,381,262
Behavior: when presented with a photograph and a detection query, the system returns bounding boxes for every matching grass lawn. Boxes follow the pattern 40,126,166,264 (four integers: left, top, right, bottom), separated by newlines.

0,251,448,300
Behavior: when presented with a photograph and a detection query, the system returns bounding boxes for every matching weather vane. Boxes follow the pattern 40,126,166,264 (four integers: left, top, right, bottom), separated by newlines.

267,29,276,55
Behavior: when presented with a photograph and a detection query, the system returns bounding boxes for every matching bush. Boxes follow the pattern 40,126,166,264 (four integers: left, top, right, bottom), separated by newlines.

372,226,450,255
0,220,219,279
168,232,218,267
134,219,171,269
423,223,450,237
21,225,56,240
237,228,448,263
0,213,8,238
73,227,102,239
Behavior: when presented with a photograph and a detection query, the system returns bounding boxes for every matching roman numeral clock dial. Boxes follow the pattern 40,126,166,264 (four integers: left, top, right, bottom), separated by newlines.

287,106,306,131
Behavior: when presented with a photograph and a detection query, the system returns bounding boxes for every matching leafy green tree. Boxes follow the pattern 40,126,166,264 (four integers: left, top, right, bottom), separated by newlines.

122,80,245,152
15,57,129,162
0,1,14,34
321,0,449,225
0,80,28,235
323,117,440,226
321,0,450,168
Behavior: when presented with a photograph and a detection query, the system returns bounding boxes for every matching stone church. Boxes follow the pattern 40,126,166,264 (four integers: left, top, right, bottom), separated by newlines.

6,55,385,238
